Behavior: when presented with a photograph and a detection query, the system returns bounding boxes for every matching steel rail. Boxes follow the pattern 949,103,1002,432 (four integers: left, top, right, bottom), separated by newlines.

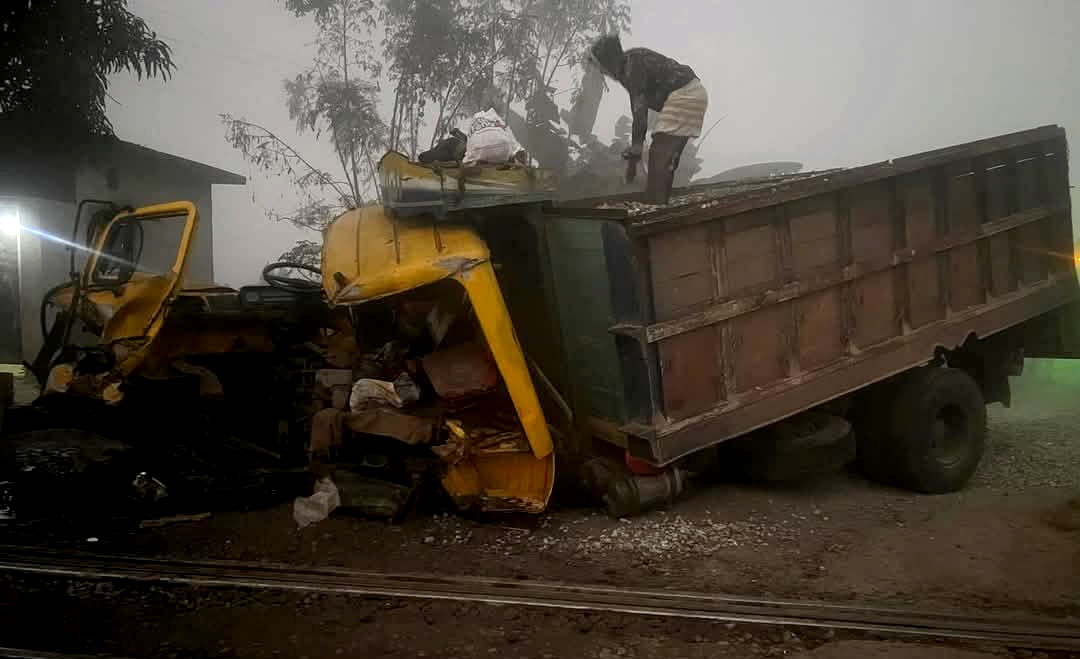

0,649,140,659
0,546,1077,651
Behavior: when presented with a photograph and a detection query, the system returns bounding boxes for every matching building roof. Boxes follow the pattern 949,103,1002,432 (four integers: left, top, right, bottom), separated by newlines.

105,140,247,186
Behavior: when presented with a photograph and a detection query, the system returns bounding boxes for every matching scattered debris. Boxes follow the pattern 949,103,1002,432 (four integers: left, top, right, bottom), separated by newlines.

418,128,468,164
172,360,225,399
349,375,420,410
594,171,834,216
293,477,341,529
463,108,526,166
572,512,799,560
315,369,354,411
140,512,212,529
132,472,168,504
345,408,435,446
333,471,415,520
421,342,498,399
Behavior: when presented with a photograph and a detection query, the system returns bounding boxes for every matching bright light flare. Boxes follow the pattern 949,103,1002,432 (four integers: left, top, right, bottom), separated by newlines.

0,206,19,237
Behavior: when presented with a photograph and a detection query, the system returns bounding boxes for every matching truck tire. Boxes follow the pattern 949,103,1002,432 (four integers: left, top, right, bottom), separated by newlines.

889,367,986,494
725,411,855,483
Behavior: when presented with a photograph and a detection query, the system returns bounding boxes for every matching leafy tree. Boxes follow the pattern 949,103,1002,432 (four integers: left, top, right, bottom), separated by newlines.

222,0,385,264
1,0,174,143
380,0,628,161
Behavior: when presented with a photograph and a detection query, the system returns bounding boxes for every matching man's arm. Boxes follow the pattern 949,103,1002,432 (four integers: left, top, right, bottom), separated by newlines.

629,90,649,148
623,53,649,149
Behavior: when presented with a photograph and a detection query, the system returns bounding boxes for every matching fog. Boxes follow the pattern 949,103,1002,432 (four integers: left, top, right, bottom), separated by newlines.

106,0,1080,288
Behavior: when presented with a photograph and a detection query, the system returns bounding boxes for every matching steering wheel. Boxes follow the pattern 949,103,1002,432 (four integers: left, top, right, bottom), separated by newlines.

262,261,323,295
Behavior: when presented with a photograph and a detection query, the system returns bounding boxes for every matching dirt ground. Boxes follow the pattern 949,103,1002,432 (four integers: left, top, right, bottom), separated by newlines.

3,370,1080,657
0,574,1059,659
37,369,1071,618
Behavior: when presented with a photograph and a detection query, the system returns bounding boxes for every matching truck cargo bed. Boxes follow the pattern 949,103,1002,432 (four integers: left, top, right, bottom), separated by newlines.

545,125,1078,465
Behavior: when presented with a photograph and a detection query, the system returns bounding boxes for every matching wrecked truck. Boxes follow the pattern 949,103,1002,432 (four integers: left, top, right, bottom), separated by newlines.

358,125,1080,516
6,123,1080,522
0,200,332,519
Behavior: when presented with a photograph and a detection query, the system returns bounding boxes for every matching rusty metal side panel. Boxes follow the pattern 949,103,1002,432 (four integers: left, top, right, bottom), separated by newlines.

628,129,1076,463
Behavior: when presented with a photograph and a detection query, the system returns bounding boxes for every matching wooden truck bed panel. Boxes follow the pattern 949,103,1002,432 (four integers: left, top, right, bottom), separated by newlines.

551,125,1078,465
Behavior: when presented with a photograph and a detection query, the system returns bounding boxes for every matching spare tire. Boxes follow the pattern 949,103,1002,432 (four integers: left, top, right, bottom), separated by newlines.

888,367,986,494
728,411,856,483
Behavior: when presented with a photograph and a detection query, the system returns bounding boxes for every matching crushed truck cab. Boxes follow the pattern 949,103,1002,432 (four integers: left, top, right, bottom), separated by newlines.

322,205,555,512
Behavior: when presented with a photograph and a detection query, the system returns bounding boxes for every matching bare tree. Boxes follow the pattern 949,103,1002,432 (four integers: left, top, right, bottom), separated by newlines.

222,0,385,265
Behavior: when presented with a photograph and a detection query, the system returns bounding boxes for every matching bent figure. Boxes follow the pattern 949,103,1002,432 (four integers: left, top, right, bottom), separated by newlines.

590,35,709,205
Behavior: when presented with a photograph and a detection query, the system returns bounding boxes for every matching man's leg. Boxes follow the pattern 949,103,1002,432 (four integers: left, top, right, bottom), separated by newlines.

645,133,690,205
664,136,690,200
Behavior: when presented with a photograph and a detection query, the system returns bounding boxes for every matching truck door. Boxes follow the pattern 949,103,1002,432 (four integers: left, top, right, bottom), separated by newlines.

82,201,199,373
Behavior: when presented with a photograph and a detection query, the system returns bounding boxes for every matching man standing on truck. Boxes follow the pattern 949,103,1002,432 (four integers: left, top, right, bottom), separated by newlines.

589,34,709,205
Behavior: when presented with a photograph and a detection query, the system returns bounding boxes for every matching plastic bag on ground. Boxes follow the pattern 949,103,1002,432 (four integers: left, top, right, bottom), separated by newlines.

463,108,525,165
292,477,341,529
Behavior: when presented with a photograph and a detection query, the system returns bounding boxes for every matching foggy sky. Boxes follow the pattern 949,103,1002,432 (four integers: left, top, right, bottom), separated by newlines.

106,0,1080,287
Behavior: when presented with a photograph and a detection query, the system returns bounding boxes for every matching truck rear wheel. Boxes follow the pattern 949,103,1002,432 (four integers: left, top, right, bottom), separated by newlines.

888,367,986,494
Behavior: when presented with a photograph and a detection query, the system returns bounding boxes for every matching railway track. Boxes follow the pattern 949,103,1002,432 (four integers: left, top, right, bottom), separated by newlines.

0,649,139,659
0,545,1077,651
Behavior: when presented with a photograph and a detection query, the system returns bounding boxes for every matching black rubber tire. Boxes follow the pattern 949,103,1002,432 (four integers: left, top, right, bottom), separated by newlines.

742,412,856,483
888,367,986,494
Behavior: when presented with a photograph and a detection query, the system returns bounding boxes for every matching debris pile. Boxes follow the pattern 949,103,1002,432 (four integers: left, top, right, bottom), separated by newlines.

571,512,801,560
294,281,539,525
594,171,837,216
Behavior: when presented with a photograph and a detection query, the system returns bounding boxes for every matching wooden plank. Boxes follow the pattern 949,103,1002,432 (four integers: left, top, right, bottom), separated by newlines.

1015,145,1048,212
849,182,893,263
1018,221,1048,286
836,190,856,353
732,305,786,392
788,197,839,274
796,289,844,369
641,205,1058,343
908,256,945,328
949,243,982,312
983,152,1011,223
988,232,1014,297
933,167,952,315
648,224,716,321
724,219,778,295
658,326,720,421
853,269,900,348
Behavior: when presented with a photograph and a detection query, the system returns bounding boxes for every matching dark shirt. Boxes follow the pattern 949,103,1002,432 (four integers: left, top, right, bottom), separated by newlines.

615,48,698,146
